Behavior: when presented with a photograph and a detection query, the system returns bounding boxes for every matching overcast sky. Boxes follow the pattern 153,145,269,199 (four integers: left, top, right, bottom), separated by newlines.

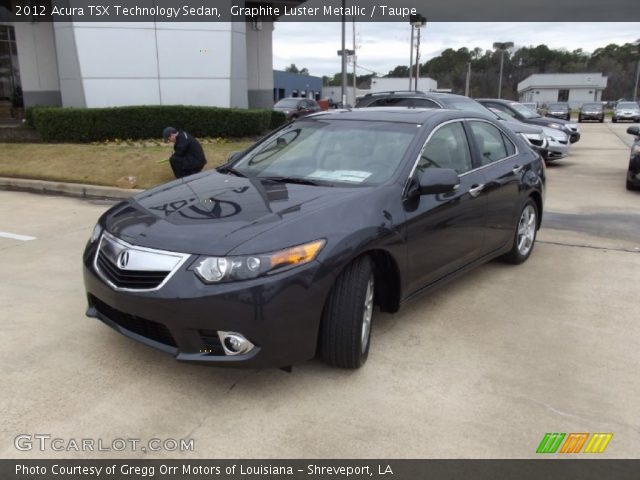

273,23,640,77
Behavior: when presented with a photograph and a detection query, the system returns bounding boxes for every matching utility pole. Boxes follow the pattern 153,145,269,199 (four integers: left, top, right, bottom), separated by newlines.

493,41,513,99
340,0,347,107
408,25,414,90
633,39,640,102
352,18,357,105
465,62,471,97
410,15,426,92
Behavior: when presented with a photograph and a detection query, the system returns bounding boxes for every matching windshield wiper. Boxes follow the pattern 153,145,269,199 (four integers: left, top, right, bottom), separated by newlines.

258,176,329,187
218,165,247,178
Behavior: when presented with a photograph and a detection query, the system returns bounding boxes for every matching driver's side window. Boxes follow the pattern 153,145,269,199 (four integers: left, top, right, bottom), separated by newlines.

417,122,472,175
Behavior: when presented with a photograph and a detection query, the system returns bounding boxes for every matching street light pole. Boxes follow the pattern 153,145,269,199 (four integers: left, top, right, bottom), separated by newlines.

408,25,414,90
465,62,471,97
493,41,513,99
410,15,426,92
633,39,640,102
341,0,347,107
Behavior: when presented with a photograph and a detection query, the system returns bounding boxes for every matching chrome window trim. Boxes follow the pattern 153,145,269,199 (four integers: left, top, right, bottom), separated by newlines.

405,117,520,192
93,231,191,293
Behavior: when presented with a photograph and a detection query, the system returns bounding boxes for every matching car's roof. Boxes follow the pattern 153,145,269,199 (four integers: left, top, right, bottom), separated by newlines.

476,98,517,104
305,107,488,123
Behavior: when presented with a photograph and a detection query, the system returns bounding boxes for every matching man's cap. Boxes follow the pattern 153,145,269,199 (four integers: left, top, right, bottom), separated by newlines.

163,127,177,141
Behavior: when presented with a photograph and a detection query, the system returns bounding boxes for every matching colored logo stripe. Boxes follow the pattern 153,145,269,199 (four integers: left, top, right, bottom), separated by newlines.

536,433,565,453
560,433,589,453
584,433,613,453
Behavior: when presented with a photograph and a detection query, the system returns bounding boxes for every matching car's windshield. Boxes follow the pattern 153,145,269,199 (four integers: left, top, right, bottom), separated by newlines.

548,103,568,111
582,103,602,110
509,102,541,119
489,108,512,121
618,102,639,109
440,98,493,116
274,99,301,108
231,119,419,186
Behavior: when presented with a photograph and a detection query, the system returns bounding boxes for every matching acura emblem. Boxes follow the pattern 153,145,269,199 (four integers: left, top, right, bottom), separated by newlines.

118,250,130,269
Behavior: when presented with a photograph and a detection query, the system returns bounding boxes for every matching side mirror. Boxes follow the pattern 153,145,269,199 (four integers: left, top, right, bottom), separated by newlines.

417,168,460,195
227,151,242,163
626,126,640,136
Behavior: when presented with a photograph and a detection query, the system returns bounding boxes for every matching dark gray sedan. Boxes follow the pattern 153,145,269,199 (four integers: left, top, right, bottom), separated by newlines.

83,109,545,369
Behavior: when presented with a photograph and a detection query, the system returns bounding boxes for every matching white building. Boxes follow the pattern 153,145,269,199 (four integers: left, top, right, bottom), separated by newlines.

0,1,304,119
370,76,437,93
517,73,608,108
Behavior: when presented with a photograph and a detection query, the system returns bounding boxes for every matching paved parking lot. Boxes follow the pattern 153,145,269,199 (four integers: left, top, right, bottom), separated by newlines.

1,123,639,459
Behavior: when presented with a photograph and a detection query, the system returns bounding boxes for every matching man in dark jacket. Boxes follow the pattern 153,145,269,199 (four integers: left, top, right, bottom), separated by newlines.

163,127,207,178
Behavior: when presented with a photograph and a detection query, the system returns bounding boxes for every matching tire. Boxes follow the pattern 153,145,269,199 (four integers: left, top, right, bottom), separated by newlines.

502,199,538,265
612,117,617,123
578,116,582,123
320,256,375,369
599,117,604,123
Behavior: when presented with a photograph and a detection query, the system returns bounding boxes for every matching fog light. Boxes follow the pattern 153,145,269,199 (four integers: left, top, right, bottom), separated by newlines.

218,331,255,356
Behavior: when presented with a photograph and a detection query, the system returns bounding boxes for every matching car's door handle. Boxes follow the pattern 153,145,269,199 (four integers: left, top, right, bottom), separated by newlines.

469,184,485,198
512,165,524,175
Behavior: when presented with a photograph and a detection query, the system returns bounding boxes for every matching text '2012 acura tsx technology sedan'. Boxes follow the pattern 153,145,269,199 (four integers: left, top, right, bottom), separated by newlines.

83,109,545,369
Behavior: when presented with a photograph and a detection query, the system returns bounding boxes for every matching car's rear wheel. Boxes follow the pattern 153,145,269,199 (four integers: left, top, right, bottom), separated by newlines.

502,199,538,265
320,256,374,369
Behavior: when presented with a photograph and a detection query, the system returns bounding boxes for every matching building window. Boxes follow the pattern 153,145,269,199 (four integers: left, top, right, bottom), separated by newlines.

558,89,569,102
0,24,22,120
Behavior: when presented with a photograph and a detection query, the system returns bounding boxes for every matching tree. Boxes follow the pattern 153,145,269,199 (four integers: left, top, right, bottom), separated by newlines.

285,64,309,75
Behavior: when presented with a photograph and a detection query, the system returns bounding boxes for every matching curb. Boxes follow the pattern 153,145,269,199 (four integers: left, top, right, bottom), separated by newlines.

0,177,142,201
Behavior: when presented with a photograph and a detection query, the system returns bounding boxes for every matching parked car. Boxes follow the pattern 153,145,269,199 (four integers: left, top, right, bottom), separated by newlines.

545,102,571,121
477,99,581,144
625,126,640,190
488,107,570,161
578,103,605,123
521,102,538,112
612,102,640,123
356,91,548,155
83,109,545,370
273,97,321,121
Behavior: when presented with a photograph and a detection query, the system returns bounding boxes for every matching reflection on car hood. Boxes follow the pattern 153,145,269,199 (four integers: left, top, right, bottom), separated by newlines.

104,172,361,256
500,120,542,134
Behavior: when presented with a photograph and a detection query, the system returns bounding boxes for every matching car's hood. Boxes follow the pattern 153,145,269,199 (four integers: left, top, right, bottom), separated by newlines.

525,117,571,128
104,172,362,256
499,119,542,134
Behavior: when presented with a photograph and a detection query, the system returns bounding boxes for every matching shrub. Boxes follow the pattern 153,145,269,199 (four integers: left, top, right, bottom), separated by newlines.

29,105,275,142
270,110,287,130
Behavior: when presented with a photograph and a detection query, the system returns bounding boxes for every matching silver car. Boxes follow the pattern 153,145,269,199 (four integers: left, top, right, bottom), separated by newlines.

612,102,640,123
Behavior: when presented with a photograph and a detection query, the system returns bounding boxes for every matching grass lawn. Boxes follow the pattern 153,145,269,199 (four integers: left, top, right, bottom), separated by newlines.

0,138,255,189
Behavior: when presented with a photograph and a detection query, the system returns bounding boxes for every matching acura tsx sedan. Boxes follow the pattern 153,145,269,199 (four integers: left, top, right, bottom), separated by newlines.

83,109,545,369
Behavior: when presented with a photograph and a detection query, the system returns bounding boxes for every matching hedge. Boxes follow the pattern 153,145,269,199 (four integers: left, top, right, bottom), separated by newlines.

26,105,288,142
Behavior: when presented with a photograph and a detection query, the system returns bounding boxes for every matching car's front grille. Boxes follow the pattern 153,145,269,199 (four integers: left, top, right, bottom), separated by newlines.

90,295,177,347
96,249,169,290
199,330,225,356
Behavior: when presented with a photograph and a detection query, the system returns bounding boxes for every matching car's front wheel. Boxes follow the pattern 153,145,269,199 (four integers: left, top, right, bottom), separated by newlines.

502,199,538,265
320,256,374,369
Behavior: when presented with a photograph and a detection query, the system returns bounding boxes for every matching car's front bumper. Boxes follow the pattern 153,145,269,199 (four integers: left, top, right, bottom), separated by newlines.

615,113,640,121
580,112,604,121
544,137,570,160
83,240,335,368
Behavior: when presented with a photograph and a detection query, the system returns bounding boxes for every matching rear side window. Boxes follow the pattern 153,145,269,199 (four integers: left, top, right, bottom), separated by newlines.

418,122,473,175
468,121,516,166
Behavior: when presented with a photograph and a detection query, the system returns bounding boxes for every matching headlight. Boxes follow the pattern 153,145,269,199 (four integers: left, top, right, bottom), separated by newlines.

547,123,563,130
194,239,326,283
89,223,103,243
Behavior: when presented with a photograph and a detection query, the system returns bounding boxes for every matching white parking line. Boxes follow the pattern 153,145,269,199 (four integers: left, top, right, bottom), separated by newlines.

0,231,36,241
